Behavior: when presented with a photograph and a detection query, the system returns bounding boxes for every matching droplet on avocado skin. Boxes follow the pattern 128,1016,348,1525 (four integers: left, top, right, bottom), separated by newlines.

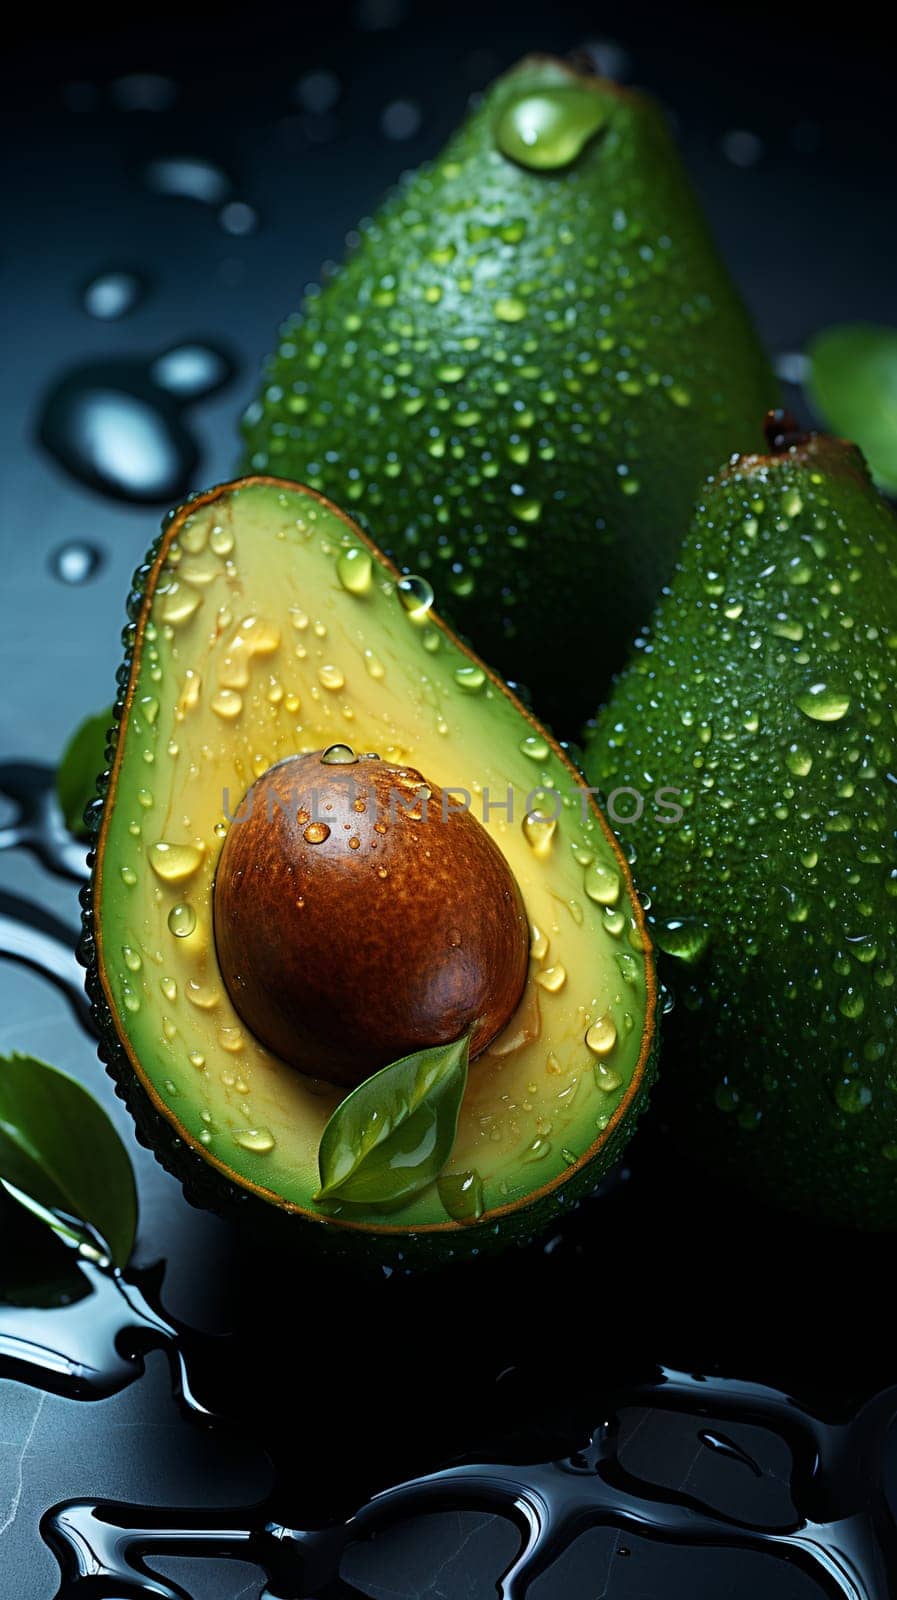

795,684,851,722
653,917,712,965
495,84,610,172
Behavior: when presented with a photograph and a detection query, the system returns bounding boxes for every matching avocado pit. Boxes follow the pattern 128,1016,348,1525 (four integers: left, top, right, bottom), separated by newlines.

213,748,530,1087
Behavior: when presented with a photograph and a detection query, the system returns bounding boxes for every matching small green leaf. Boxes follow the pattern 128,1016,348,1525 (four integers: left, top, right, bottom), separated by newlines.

0,1184,92,1309
314,1036,470,1210
0,1053,137,1266
807,323,897,494
56,707,112,837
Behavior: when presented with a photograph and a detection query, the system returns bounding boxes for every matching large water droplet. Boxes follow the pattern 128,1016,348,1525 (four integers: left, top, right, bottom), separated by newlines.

337,546,373,594
148,841,204,882
437,1168,484,1222
37,364,197,503
795,684,851,722
304,822,331,844
495,85,609,172
519,735,550,762
586,1015,617,1056
167,903,197,937
454,665,486,693
234,1127,276,1153
654,917,712,965
321,743,358,765
397,573,434,619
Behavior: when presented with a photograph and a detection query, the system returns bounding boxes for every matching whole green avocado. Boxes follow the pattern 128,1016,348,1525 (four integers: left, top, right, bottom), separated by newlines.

243,54,775,728
585,418,897,1229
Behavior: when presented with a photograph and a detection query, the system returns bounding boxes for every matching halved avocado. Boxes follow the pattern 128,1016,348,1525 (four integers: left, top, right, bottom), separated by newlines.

82,479,657,1260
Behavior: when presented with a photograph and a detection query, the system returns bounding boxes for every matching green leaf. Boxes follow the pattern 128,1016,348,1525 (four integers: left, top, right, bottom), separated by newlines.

0,1053,137,1266
0,1183,92,1309
807,323,897,494
56,706,112,838
314,1036,470,1210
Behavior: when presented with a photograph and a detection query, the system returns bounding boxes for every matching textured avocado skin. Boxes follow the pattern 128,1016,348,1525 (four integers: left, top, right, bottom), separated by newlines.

242,55,775,730
78,494,659,1268
585,437,897,1229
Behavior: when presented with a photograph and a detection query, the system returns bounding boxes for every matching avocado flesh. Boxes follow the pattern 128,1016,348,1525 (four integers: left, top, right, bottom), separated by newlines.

585,436,897,1229
242,55,776,730
93,479,656,1237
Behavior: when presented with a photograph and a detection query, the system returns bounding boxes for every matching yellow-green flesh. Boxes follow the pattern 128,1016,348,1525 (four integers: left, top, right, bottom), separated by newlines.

98,481,651,1227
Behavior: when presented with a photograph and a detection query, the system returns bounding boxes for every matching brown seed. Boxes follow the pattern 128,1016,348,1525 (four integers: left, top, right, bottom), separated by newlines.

213,750,529,1087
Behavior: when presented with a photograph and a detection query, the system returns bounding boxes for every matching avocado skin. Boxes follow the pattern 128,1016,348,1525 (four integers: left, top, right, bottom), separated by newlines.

585,436,897,1229
78,490,660,1267
242,55,775,730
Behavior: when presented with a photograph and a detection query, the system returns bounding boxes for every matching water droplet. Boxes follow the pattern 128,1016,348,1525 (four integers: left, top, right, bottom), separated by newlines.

654,917,712,964
150,343,234,399
304,822,331,844
122,944,142,972
523,811,557,856
337,546,373,594
496,85,609,172
530,923,549,961
519,735,550,761
397,573,434,620
210,524,235,556
364,648,385,679
148,841,203,882
211,689,243,720
144,155,230,204
535,964,566,993
167,902,196,937
38,365,197,503
317,663,345,691
159,581,202,625
321,743,357,765
48,541,104,585
234,1127,276,1153
454,665,486,693
833,1077,872,1115
795,684,851,722
186,980,218,1009
438,1168,484,1221
586,1015,617,1056
785,742,814,777
82,270,144,320
583,861,620,906
594,1062,623,1093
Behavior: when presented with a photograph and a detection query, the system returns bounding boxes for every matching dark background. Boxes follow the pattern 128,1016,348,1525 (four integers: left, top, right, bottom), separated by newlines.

1,2,896,1596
